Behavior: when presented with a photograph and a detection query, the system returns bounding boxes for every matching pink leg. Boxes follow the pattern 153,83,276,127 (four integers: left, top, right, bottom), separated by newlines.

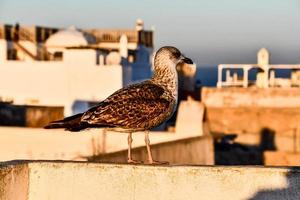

127,133,142,164
145,131,169,165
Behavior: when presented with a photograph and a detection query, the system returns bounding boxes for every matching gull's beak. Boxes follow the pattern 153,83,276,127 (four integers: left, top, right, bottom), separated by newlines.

180,56,193,64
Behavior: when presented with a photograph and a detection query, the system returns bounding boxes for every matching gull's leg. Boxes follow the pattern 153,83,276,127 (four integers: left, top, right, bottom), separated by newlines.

145,131,169,165
127,132,142,164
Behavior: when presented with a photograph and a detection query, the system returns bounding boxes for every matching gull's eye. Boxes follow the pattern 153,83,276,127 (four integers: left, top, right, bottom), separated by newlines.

174,51,181,58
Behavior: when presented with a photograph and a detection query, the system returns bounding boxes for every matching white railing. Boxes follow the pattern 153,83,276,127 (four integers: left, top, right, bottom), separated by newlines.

217,64,300,88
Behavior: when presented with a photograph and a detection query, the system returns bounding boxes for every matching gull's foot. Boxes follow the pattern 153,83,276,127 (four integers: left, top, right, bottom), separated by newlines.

127,159,143,164
147,160,169,165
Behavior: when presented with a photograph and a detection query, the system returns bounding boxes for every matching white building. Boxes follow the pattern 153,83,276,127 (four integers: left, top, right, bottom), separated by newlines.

0,20,154,116
217,48,300,88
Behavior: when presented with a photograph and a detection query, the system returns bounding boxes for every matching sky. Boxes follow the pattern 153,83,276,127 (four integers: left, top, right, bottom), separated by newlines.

0,0,300,66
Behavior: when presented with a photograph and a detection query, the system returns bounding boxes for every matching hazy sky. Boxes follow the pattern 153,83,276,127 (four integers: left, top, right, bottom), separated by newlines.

0,0,299,65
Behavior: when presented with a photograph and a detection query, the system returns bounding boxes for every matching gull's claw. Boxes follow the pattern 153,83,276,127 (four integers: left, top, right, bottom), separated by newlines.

127,159,143,164
147,160,169,165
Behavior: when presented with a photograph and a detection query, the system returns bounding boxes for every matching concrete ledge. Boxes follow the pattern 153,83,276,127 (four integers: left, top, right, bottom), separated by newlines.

1,161,300,200
0,127,202,162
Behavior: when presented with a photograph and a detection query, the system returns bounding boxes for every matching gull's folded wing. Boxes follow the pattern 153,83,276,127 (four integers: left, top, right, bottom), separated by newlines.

81,82,170,129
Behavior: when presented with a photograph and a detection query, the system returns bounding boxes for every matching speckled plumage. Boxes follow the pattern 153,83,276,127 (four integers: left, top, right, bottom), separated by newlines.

45,46,192,132
81,81,175,131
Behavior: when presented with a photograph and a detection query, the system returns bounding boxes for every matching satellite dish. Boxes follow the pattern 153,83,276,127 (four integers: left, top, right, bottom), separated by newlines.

106,52,121,65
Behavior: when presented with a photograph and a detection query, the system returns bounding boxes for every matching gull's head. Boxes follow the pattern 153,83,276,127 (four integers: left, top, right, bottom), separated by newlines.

154,46,193,72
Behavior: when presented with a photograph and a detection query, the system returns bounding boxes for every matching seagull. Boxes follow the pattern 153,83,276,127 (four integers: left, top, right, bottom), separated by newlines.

45,46,193,164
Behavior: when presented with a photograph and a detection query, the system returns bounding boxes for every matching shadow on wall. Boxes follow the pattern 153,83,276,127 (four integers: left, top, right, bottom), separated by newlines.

260,128,276,151
249,167,300,200
215,127,276,165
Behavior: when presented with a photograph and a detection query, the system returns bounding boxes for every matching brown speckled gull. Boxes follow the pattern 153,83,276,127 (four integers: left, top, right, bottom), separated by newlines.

45,46,193,164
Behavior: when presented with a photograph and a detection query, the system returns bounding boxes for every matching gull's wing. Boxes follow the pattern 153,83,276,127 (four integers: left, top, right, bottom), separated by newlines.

81,82,170,129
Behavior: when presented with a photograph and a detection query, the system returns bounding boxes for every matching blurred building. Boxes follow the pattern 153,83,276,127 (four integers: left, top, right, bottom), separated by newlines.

0,20,154,116
217,48,300,88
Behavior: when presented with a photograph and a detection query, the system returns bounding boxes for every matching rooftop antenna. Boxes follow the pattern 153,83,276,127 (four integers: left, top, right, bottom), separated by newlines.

135,19,144,31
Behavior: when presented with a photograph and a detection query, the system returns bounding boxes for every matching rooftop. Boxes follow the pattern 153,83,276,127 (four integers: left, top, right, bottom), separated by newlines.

45,26,95,48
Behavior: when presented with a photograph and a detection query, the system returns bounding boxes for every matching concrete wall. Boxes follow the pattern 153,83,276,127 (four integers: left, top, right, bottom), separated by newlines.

202,87,300,107
202,87,300,166
205,107,300,135
92,136,213,165
1,161,300,200
202,87,300,137
0,126,207,164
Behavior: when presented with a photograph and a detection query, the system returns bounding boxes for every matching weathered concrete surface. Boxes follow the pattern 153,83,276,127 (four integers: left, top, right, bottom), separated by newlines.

264,151,300,166
0,162,28,200
92,136,214,165
202,87,300,107
1,161,300,200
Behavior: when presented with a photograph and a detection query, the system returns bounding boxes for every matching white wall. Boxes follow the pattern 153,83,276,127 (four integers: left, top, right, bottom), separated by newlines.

0,48,123,115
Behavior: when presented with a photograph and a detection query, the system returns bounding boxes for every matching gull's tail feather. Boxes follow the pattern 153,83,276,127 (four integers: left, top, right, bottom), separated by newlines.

44,113,86,132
